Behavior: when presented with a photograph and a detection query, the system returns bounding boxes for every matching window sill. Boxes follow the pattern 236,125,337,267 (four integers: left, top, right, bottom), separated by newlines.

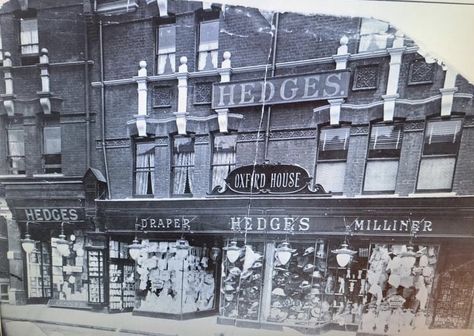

32,173,65,178
409,191,456,197
0,174,27,179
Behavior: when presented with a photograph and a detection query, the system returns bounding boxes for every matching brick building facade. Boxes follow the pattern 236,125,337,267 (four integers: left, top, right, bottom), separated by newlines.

1,0,474,334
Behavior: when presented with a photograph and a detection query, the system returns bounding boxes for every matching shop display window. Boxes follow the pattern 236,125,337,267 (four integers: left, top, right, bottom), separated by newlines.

87,249,105,304
26,241,52,299
109,240,136,311
51,231,89,302
359,244,439,334
134,240,216,315
220,242,265,321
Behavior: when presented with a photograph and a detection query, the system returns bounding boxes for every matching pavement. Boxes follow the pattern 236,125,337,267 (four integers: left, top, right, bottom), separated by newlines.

0,304,356,336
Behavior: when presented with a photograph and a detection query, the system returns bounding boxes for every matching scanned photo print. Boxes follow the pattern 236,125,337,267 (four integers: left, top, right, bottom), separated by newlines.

0,0,473,335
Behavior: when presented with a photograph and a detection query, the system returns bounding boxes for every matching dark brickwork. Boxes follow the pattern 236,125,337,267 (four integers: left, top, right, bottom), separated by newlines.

453,126,474,194
395,129,424,196
344,133,369,197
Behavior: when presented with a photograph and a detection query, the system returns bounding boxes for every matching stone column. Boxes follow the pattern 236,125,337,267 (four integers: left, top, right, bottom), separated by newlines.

215,51,232,133
383,32,406,122
440,67,457,117
174,56,189,135
134,60,149,137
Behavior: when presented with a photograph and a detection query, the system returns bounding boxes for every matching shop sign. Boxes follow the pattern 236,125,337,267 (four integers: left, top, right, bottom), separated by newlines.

139,217,192,230
211,163,329,195
229,216,310,232
212,70,350,109
17,208,84,222
351,218,433,233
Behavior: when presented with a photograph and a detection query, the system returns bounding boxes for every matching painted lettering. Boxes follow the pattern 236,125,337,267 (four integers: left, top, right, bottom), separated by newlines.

299,217,310,231
217,84,235,107
260,81,275,103
280,78,298,101
239,83,255,104
323,73,342,96
302,75,321,98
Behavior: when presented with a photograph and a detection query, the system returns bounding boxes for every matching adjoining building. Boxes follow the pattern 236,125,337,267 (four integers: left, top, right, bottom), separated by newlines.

1,0,474,334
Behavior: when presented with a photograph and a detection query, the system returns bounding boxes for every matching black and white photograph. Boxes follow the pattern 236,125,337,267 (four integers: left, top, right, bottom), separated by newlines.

0,0,473,335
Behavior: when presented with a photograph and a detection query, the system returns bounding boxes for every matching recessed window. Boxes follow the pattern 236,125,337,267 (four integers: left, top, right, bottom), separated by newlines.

417,120,462,191
7,128,26,175
315,127,350,193
198,20,219,71
172,137,195,195
211,134,237,192
134,141,155,196
43,126,61,174
358,18,389,53
20,17,39,55
364,124,403,193
156,24,176,74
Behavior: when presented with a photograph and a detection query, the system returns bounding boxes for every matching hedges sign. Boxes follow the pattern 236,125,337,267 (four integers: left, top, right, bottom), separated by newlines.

212,70,350,109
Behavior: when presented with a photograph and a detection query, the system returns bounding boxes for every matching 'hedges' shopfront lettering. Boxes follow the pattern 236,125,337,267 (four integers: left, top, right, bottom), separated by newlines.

24,208,79,221
229,216,310,232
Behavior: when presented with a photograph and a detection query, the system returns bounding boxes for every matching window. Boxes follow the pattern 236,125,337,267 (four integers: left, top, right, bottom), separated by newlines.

134,141,155,195
0,24,3,63
315,127,350,193
7,128,25,175
20,17,39,55
156,24,176,74
198,20,219,71
417,120,462,191
364,124,403,193
43,126,61,174
358,18,389,52
0,283,8,302
172,137,195,195
211,134,237,191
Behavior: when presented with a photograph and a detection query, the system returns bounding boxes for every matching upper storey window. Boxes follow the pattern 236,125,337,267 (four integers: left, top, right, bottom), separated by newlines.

315,127,350,193
211,134,237,192
20,17,39,55
198,20,219,71
134,140,155,196
358,18,389,52
417,120,462,192
172,136,195,195
364,124,403,193
156,24,176,74
7,128,25,175
43,126,61,174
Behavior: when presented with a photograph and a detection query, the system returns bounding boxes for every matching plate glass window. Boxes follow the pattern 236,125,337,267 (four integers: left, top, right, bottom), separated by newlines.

134,141,155,195
156,25,176,74
364,124,403,193
7,129,25,175
43,126,61,174
417,120,462,191
172,137,195,195
198,20,219,71
211,134,237,191
315,127,350,193
20,18,39,55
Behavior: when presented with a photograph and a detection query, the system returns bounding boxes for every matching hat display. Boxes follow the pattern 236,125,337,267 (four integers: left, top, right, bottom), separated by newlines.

272,288,286,296
299,281,311,290
311,270,322,278
303,264,315,272
229,267,241,276
303,246,315,256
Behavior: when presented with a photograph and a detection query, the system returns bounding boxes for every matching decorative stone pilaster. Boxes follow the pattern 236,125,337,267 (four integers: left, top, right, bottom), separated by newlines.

383,32,405,121
134,61,149,137
174,56,189,135
332,35,350,70
440,67,458,117
37,48,51,115
328,98,344,126
1,52,15,116
215,51,232,133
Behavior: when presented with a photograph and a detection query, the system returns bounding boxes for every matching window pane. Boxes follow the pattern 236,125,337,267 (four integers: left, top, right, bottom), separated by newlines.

158,25,176,54
43,127,61,154
315,162,346,193
213,134,237,154
157,53,175,74
364,160,399,192
199,20,219,50
21,18,38,45
318,128,350,160
135,142,155,195
423,120,462,155
7,129,25,156
173,137,194,155
368,124,403,158
417,157,456,190
359,19,389,52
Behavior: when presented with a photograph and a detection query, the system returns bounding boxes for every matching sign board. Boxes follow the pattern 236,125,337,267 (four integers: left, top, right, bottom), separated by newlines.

15,207,85,222
212,70,351,109
211,163,329,195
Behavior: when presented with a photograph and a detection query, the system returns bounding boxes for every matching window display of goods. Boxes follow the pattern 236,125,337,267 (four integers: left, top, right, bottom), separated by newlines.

134,240,216,315
220,243,264,320
359,244,439,334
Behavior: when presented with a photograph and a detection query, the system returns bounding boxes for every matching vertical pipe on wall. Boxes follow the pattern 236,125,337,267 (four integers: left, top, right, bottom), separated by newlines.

84,15,91,169
99,20,112,198
263,13,279,162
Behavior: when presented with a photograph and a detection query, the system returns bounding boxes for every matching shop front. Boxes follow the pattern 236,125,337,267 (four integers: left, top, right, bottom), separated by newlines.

97,195,474,333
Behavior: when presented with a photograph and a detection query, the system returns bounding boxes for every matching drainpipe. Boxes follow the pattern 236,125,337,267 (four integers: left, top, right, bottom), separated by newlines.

84,15,91,169
99,20,112,198
263,12,279,161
